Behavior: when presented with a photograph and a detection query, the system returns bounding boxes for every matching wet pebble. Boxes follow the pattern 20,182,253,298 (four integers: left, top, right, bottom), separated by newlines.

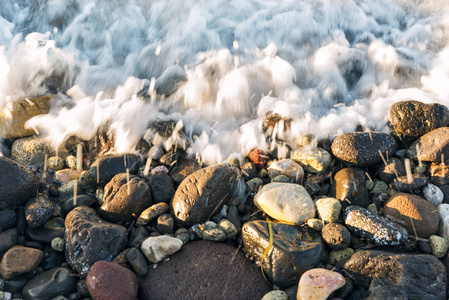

26,218,65,244
174,228,190,244
218,219,238,239
321,223,351,250
147,173,175,203
267,159,304,183
127,226,149,248
47,156,65,171
25,195,56,228
191,221,226,241
157,214,174,234
307,218,324,231
429,235,448,258
0,228,19,253
391,174,428,192
315,197,341,223
136,202,169,226
141,235,183,263
331,168,370,208
22,267,77,299
126,247,148,277
0,246,43,280
328,248,355,265
242,162,257,181
65,155,77,170
406,127,449,162
377,157,406,183
0,209,17,231
296,268,345,300
51,237,65,252
290,147,332,173
61,194,96,215
423,183,444,206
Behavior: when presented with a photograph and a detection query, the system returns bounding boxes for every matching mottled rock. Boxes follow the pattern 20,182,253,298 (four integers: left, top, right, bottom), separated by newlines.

191,221,226,241
136,202,169,226
218,219,238,239
343,250,447,300
141,235,183,263
254,182,315,225
431,162,449,186
307,218,324,231
65,155,77,170
370,181,389,195
169,158,201,185
406,127,449,162
139,240,271,299
10,137,50,166
51,237,65,252
297,268,345,300
291,147,332,173
55,169,82,184
328,248,354,265
0,156,39,208
331,132,397,167
25,195,56,228
345,206,409,245
424,183,444,206
261,290,288,300
0,228,18,253
267,159,304,183
127,226,149,248
0,96,51,139
47,156,64,171
242,220,323,288
381,193,439,238
0,209,16,231
86,261,138,300
126,247,148,277
322,223,351,250
100,173,152,223
315,197,342,223
174,228,190,245
0,246,43,280
377,157,406,183
88,154,143,187
171,163,241,226
246,177,263,194
429,235,448,258
147,173,174,203
391,174,428,192
22,267,77,299
65,206,127,276
157,214,174,234
330,168,370,208
389,100,449,145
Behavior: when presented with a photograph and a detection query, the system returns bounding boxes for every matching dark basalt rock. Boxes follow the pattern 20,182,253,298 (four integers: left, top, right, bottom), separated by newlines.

88,154,143,187
242,220,324,288
0,228,18,253
171,163,241,226
24,195,57,228
61,194,97,215
377,157,406,184
22,267,78,299
0,209,16,231
343,250,447,300
0,156,39,208
65,206,127,276
169,158,201,185
331,132,397,167
389,100,449,145
26,218,65,244
391,174,428,192
147,173,175,203
330,168,370,208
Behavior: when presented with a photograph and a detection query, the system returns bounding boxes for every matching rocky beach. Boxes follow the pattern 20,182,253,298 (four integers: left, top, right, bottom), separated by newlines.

0,98,448,299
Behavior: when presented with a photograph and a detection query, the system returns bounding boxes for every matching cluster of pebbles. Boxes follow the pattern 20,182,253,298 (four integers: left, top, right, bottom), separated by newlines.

1,98,449,300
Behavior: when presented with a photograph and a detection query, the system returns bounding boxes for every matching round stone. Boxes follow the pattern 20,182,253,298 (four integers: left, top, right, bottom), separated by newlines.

307,218,324,231
267,159,304,183
315,197,342,223
328,248,355,265
291,147,332,173
423,184,444,206
322,223,351,250
0,209,17,231
218,219,238,239
141,235,183,263
261,290,288,300
47,156,65,171
51,237,65,252
297,268,346,300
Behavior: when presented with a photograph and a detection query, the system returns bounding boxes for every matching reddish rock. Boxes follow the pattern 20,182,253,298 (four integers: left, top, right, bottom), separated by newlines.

0,246,43,280
381,193,439,238
297,268,346,300
248,149,268,168
86,261,138,300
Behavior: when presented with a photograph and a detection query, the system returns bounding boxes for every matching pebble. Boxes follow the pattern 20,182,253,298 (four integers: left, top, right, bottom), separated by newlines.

406,127,449,162
321,223,351,250
261,290,288,300
58,180,82,197
47,156,65,171
65,155,77,170
86,261,138,300
381,193,439,238
246,177,264,194
22,267,77,299
169,158,201,185
315,197,342,223
0,209,17,231
127,226,150,248
147,173,175,204
55,169,82,184
267,159,304,183
148,145,165,160
369,180,389,195
328,248,355,265
377,157,406,183
24,195,56,228
136,202,169,226
391,174,428,192
271,174,290,183
174,228,190,244
242,162,257,181
438,203,449,242
248,148,268,168
191,221,226,241
290,147,332,173
296,268,346,300
141,235,183,263
307,218,324,231
254,182,315,225
218,219,238,239
51,237,65,252
61,194,97,215
428,235,448,258
0,246,43,280
423,183,444,206
25,217,65,244
0,228,18,253
11,137,51,166
157,214,175,234
126,247,148,277
331,168,370,208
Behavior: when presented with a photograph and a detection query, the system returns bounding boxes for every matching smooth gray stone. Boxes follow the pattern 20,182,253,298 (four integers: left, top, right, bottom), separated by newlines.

127,226,149,248
0,228,18,253
61,195,96,215
126,247,148,277
22,267,78,299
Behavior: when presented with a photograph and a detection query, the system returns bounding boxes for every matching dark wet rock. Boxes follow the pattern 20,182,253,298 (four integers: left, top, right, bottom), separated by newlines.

365,277,409,300
99,173,152,223
22,267,78,299
136,202,169,226
61,194,97,215
147,173,174,203
226,205,242,234
157,214,174,234
154,65,187,96
391,174,428,192
377,157,406,183
0,228,18,253
343,250,447,300
126,247,148,277
0,209,17,231
242,220,324,288
88,154,143,187
0,156,39,208
344,206,409,246
139,240,271,299
406,127,449,162
171,163,241,226
87,261,138,300
0,246,43,280
431,162,449,186
331,132,397,167
65,206,127,276
25,195,57,228
321,223,351,250
169,158,201,185
26,217,65,244
39,245,66,270
440,185,449,204
389,100,449,145
159,149,184,167
127,226,150,248
330,168,370,208
418,240,433,254
381,193,439,238
242,162,257,181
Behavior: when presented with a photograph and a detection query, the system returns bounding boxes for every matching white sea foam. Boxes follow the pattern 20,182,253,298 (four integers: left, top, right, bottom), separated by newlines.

0,0,449,163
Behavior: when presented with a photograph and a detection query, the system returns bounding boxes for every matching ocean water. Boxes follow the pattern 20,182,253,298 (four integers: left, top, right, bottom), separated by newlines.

0,0,448,164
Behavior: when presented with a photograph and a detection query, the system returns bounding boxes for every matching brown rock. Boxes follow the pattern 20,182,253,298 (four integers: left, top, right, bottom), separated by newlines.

139,240,271,299
87,261,138,300
0,246,43,280
407,127,449,162
169,158,201,185
330,168,370,208
381,193,439,238
297,268,346,300
0,96,51,139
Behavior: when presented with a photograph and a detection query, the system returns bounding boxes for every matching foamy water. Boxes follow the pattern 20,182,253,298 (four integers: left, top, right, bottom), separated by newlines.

1,0,449,164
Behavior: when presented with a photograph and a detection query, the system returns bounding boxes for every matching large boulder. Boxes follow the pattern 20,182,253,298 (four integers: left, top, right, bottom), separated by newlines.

0,156,39,208
171,163,241,226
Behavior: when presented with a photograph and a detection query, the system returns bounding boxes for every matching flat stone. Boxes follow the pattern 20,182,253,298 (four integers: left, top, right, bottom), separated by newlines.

55,169,82,184
136,202,169,226
24,195,56,228
126,247,148,277
171,163,241,226
381,193,439,238
191,221,226,241
331,132,397,167
389,100,449,145
141,235,183,263
86,261,138,300
127,226,149,248
0,228,18,253
307,218,324,231
315,197,342,223
254,182,315,225
330,168,370,208
65,206,127,276
343,250,447,299
22,267,77,299
139,240,271,299
290,147,332,173
406,127,449,162
0,246,43,280
0,96,52,139
0,156,39,208
147,173,174,203
321,223,351,250
267,159,304,183
100,173,152,223
297,268,346,300
377,157,406,184
429,235,448,258
88,154,143,187
345,206,409,246
242,220,323,288
218,219,238,239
